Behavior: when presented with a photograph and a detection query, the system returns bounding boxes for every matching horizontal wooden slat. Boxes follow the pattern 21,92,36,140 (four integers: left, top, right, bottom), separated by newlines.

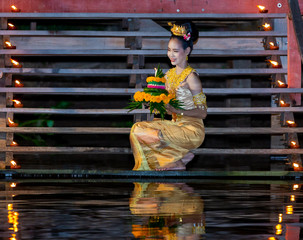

0,68,287,76
0,13,287,19
1,127,302,134
3,146,303,155
0,49,287,57
0,30,287,37
2,88,303,95
1,107,303,115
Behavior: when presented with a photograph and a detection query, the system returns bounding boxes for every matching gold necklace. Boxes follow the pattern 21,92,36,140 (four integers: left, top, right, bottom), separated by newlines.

167,65,193,97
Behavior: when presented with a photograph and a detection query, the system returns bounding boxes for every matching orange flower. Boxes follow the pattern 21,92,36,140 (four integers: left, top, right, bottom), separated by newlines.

155,96,162,103
163,96,170,104
144,93,151,102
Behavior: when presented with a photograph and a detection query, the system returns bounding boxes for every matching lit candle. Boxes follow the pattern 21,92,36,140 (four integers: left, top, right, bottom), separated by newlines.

14,80,24,87
293,162,302,171
10,160,21,169
278,213,283,223
290,141,300,149
12,99,23,108
275,224,282,235
286,205,293,214
286,120,297,127
269,42,279,50
257,5,268,13
293,184,299,190
10,59,22,68
280,100,290,107
8,23,17,30
10,141,18,147
7,118,18,127
4,41,16,49
276,80,288,88
262,23,272,31
10,183,17,188
290,195,296,202
11,5,21,12
268,60,282,68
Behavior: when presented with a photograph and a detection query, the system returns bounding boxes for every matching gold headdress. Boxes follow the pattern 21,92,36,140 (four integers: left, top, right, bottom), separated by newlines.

168,22,187,36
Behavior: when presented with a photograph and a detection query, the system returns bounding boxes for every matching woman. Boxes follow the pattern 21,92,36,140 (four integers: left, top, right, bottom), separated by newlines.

130,21,207,171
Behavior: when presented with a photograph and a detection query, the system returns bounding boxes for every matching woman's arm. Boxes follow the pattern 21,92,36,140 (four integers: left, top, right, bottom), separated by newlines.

166,72,207,119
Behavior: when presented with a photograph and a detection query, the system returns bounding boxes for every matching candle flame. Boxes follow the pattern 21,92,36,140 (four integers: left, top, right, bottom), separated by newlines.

268,60,278,66
10,141,18,146
290,141,297,146
280,100,285,104
11,5,17,10
7,204,13,210
8,118,14,124
278,213,283,223
5,41,12,47
10,59,19,65
8,23,14,27
293,184,299,190
10,183,16,188
290,195,296,202
15,80,20,84
277,80,285,86
10,160,17,166
286,205,293,214
268,237,277,240
263,23,271,28
287,120,295,124
257,5,266,10
269,42,274,46
12,99,21,104
293,163,300,168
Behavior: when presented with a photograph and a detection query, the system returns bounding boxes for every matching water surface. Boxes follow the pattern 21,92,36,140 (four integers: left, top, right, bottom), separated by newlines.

1,180,303,239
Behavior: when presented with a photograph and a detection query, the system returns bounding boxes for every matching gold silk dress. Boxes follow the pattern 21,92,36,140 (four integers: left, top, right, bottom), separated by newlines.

130,66,206,170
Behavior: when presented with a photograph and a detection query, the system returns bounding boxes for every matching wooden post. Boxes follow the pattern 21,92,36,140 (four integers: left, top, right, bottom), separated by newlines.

287,17,301,106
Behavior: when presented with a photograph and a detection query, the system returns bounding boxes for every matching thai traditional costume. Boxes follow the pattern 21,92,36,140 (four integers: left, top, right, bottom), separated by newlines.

130,65,207,170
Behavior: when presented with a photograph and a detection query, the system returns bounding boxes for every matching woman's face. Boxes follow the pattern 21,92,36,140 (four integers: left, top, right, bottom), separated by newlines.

167,38,189,66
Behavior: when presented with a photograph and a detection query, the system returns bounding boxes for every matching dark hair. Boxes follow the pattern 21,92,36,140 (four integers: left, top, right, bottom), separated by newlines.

169,21,199,56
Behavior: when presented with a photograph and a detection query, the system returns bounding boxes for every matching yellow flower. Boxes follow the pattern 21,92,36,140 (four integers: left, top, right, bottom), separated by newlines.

163,96,170,104
159,94,166,101
150,96,155,102
155,96,161,103
144,93,151,102
133,91,141,101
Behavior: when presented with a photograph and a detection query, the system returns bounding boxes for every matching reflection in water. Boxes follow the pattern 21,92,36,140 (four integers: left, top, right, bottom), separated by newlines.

130,182,205,239
1,181,303,239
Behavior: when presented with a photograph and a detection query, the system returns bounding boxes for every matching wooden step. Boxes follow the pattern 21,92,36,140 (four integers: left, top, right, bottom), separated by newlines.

1,107,303,115
3,146,303,155
2,88,303,95
0,13,287,19
0,49,287,57
0,30,287,37
1,127,302,134
0,68,287,76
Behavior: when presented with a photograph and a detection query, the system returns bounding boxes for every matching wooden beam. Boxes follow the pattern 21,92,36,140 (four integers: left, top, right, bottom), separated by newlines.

2,87,303,95
3,146,303,155
0,13,287,19
0,107,302,115
0,30,287,37
1,127,303,134
0,49,287,57
0,68,288,76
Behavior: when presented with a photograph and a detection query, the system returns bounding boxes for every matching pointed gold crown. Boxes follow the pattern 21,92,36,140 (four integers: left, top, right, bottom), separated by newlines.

168,22,187,36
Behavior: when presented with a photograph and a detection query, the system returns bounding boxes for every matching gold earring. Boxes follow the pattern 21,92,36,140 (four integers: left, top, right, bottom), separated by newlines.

186,55,188,61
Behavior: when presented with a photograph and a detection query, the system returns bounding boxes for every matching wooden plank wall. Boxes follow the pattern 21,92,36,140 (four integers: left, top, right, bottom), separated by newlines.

0,0,292,13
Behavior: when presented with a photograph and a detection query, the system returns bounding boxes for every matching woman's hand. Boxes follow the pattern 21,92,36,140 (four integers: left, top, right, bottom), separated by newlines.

165,104,179,115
